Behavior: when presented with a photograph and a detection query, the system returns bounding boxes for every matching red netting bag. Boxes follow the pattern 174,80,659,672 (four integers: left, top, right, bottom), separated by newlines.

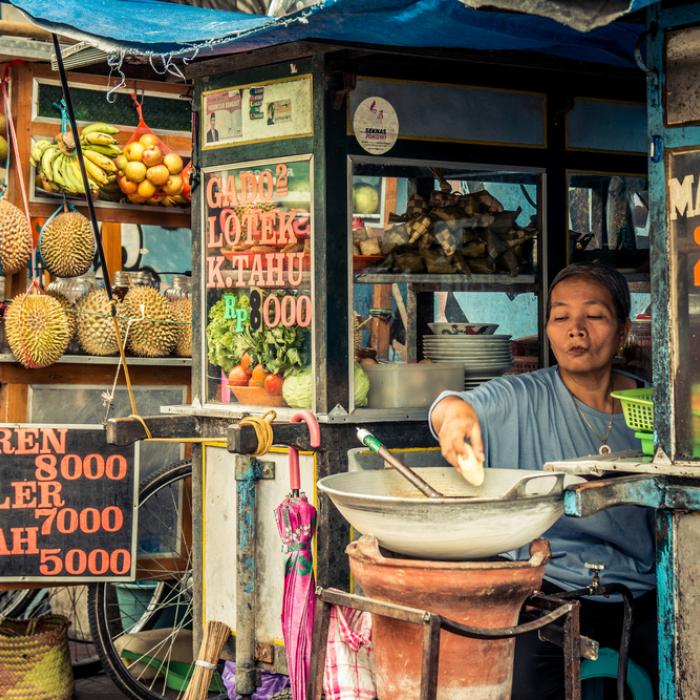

117,94,189,207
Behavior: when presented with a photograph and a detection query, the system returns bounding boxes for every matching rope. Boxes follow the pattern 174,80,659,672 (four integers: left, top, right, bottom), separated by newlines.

107,298,153,439
1,67,37,283
239,410,277,456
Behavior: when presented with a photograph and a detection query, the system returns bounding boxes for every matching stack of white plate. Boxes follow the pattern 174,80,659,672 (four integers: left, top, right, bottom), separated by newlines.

422,334,513,390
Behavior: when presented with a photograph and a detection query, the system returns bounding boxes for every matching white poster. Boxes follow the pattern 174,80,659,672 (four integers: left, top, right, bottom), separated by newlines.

202,75,313,149
352,96,399,155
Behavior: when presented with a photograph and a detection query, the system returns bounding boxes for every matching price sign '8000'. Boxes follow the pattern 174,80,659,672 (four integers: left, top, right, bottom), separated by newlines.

0,425,137,582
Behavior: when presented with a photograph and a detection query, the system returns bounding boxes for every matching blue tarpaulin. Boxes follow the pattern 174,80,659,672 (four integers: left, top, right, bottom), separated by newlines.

4,0,654,67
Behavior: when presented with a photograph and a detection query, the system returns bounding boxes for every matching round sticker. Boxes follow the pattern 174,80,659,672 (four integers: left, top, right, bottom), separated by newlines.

352,97,399,155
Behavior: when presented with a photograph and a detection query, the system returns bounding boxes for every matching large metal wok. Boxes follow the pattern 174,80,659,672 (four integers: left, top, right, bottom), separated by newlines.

317,467,584,560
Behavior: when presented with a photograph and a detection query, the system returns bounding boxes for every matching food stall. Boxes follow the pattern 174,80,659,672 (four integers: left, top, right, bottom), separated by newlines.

100,19,652,698
10,0,700,698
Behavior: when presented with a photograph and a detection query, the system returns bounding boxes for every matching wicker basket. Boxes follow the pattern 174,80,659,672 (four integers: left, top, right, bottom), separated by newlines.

0,615,74,700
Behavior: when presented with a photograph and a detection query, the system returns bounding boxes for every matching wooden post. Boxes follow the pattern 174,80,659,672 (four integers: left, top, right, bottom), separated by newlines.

370,284,392,359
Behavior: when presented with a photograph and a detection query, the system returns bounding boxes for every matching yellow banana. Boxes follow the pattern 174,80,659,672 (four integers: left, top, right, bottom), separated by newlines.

83,149,117,173
80,155,109,187
63,157,86,194
51,154,67,188
84,144,122,157
39,145,60,181
81,122,119,136
83,132,116,146
30,140,52,166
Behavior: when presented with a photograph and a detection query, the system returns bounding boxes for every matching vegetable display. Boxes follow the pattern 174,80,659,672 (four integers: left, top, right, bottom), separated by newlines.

207,292,307,378
282,364,369,409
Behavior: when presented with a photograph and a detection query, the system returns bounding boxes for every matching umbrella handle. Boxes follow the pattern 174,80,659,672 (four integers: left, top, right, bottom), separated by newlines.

289,446,301,491
288,411,320,491
290,410,321,448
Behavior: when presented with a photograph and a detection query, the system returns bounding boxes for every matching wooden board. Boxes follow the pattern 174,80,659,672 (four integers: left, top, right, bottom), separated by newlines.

0,425,137,582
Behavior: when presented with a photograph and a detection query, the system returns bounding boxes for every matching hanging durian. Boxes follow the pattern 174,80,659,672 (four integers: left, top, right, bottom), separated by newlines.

5,293,70,367
171,297,192,357
40,211,95,277
123,286,177,357
76,288,124,356
46,290,76,341
0,199,32,274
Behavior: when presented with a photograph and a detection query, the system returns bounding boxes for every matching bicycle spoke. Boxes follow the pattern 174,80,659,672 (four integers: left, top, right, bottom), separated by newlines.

87,462,225,700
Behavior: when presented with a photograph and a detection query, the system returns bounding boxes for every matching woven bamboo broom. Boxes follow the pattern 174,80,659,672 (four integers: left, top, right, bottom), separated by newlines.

183,620,230,700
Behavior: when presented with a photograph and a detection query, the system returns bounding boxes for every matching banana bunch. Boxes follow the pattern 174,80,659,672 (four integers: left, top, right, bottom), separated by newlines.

31,122,121,198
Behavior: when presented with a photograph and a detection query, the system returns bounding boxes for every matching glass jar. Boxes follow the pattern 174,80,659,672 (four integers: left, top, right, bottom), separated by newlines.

112,271,130,301
166,274,191,301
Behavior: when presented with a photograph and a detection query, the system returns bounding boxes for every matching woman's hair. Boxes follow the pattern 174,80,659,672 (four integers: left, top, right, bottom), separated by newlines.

546,262,630,324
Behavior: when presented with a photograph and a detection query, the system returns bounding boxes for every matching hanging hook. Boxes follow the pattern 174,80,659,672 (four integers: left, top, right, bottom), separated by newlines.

634,23,659,86
106,50,126,104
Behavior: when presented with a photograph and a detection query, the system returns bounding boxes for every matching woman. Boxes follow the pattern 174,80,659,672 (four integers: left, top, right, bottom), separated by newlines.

430,262,657,699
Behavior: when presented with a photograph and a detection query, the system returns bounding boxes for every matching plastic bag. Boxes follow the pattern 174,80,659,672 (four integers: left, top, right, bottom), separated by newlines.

221,661,290,700
117,94,188,207
323,604,376,700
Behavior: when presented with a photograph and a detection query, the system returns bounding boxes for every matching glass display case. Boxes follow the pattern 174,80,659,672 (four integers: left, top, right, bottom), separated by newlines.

349,157,544,412
202,155,313,407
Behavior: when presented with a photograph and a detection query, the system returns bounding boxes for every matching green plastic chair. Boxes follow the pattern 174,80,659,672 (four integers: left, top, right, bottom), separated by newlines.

581,647,654,700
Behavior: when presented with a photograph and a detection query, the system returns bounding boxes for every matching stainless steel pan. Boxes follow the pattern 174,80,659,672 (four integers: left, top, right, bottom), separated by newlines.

318,467,584,560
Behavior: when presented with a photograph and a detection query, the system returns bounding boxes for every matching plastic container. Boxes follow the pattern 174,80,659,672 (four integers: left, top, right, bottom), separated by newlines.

363,362,464,409
635,430,654,456
610,387,654,432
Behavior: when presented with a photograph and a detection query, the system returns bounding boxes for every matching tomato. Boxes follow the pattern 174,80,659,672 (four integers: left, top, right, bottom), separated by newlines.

228,366,249,387
240,353,254,376
264,374,284,396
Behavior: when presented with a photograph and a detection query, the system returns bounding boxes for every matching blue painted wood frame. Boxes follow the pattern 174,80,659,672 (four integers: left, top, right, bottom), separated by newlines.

645,5,700,697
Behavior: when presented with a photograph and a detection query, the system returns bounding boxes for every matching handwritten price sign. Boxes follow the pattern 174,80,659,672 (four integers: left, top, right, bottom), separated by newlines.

0,425,137,582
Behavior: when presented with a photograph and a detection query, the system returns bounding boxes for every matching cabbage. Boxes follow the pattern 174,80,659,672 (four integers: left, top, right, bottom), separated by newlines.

354,363,369,407
282,367,313,409
282,363,370,409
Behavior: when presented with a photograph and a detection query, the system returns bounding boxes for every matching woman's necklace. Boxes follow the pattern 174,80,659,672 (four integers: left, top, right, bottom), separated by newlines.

572,396,615,455
559,370,616,455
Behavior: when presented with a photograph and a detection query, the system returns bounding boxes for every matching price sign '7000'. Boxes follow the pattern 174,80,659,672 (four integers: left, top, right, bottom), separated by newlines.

0,425,137,582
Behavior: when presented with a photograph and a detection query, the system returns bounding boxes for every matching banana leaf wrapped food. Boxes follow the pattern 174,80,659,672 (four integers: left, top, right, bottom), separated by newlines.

422,248,456,274
434,222,460,257
394,250,426,273
381,224,410,254
373,185,536,276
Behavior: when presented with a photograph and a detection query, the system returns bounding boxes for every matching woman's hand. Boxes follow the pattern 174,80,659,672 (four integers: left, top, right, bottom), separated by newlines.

431,396,485,484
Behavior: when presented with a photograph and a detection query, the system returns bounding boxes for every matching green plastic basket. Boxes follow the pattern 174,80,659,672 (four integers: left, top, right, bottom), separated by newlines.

611,388,654,432
635,431,654,456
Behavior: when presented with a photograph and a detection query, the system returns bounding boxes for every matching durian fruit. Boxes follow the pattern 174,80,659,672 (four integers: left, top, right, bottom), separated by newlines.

76,288,124,355
5,293,70,367
46,290,76,341
123,286,177,357
40,211,95,277
171,297,192,357
0,199,32,274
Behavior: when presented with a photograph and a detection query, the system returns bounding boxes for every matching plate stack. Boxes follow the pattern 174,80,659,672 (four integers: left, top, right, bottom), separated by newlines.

422,334,513,390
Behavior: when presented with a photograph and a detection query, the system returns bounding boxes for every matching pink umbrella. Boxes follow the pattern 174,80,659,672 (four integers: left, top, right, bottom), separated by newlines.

274,410,321,700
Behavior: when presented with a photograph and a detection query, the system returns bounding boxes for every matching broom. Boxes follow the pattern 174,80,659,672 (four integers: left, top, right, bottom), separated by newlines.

183,620,231,700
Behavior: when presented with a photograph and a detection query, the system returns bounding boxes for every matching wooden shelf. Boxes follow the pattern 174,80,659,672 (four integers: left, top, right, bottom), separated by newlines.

354,272,537,292
0,354,192,367
623,272,650,293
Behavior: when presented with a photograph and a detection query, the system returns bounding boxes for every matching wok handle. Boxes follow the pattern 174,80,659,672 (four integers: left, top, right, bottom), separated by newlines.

502,472,566,500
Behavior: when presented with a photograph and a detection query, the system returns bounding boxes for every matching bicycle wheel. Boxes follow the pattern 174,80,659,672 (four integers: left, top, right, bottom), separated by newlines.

88,460,227,700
